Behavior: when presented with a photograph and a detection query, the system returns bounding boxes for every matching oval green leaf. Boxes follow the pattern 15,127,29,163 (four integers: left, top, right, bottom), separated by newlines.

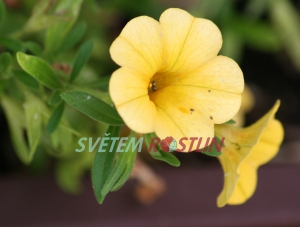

69,40,93,83
92,126,121,203
13,69,39,90
24,93,42,161
46,102,65,135
60,91,124,125
48,90,62,106
55,21,87,55
45,0,84,53
144,133,181,167
16,52,62,90
0,52,12,74
100,132,138,200
201,137,224,157
24,41,43,56
225,119,236,125
0,37,24,52
1,96,31,164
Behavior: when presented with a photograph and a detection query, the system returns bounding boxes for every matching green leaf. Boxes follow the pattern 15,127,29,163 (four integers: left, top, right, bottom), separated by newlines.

45,0,84,54
92,126,120,203
0,52,12,74
1,96,31,164
69,40,93,83
24,93,42,159
61,91,124,125
55,21,87,54
0,80,6,96
269,0,300,70
201,137,223,157
225,16,280,52
0,37,24,52
16,52,62,89
13,69,39,90
21,0,66,35
47,123,75,156
21,90,80,137
110,132,141,191
48,90,62,106
100,132,138,199
144,133,180,167
46,102,65,135
68,85,108,101
225,119,236,125
0,0,5,26
24,41,43,56
5,77,24,101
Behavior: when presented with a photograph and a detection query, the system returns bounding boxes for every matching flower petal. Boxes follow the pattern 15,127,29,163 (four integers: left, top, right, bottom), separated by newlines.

109,67,156,133
216,101,281,207
227,119,284,205
244,120,284,165
110,16,164,76
168,56,244,124
159,8,222,73
151,86,214,151
215,130,256,208
150,55,243,151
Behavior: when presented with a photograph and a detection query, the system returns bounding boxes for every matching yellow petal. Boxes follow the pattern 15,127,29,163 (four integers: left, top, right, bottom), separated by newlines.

149,56,243,151
110,16,164,76
227,119,284,205
227,161,256,205
215,129,257,207
168,56,244,124
109,67,156,133
216,101,281,207
159,8,222,74
153,88,214,151
245,120,284,165
239,85,255,113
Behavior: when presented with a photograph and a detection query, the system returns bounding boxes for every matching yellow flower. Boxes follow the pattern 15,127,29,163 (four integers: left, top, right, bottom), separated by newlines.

215,101,284,207
109,8,244,150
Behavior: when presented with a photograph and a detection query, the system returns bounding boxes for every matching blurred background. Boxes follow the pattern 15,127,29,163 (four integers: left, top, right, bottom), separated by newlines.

1,0,300,226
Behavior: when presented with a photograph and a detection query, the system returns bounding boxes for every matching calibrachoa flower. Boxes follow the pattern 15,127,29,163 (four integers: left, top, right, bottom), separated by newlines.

109,8,244,151
215,101,284,207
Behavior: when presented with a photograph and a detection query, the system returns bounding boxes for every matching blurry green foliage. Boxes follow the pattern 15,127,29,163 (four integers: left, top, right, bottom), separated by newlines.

191,0,300,65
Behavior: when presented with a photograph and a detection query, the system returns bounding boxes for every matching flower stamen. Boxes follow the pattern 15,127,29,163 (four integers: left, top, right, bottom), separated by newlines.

148,81,157,93
152,81,157,91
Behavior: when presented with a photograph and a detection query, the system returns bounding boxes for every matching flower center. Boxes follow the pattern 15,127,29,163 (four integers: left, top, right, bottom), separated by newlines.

148,72,178,95
148,81,157,92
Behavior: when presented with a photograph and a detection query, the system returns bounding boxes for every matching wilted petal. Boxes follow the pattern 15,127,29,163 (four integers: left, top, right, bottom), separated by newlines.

227,119,284,205
216,101,281,207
